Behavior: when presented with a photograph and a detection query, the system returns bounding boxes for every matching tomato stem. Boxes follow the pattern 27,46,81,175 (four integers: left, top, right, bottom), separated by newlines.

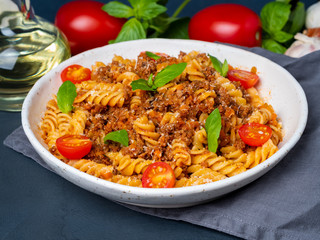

172,0,191,18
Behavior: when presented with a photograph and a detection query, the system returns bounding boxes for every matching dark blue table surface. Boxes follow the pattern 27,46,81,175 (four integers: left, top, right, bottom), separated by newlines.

1,1,317,239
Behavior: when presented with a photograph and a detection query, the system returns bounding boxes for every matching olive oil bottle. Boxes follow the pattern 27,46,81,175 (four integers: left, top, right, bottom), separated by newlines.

0,7,70,111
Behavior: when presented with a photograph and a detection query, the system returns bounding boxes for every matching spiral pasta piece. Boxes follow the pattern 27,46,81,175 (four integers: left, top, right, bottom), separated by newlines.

247,87,264,107
57,112,72,136
185,59,206,81
133,116,160,146
221,139,278,169
116,71,140,86
69,109,88,135
191,149,246,177
107,152,153,176
171,139,191,167
175,167,227,187
75,82,126,107
69,159,113,180
215,73,247,105
40,99,60,135
160,112,179,125
191,128,207,151
194,89,216,103
111,175,142,187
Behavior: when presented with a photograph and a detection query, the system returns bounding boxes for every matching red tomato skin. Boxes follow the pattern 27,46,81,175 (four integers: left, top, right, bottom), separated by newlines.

56,135,92,160
238,123,272,147
55,0,126,55
227,69,260,89
189,4,262,47
142,162,175,188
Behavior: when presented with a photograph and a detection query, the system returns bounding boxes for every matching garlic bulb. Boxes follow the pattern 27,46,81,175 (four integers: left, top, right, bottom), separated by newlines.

285,33,320,58
306,1,320,29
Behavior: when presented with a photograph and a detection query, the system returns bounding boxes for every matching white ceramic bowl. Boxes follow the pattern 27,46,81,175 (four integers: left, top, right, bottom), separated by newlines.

22,39,308,208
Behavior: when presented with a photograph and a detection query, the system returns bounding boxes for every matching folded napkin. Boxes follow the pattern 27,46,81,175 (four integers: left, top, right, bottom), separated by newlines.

4,47,320,240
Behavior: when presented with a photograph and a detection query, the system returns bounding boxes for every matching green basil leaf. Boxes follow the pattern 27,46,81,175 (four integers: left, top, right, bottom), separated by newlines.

209,55,221,73
284,2,306,34
104,129,129,147
270,30,293,43
205,109,221,153
102,1,134,18
131,79,156,91
141,2,167,20
148,13,174,37
128,0,157,9
262,39,287,54
260,2,291,33
209,55,228,77
146,51,161,60
147,73,154,87
221,59,229,77
57,80,77,114
159,17,190,39
130,0,167,20
112,18,146,43
153,62,187,88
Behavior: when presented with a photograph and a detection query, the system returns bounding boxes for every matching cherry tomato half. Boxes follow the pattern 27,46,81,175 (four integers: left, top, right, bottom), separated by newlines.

56,135,92,159
55,0,126,55
189,4,262,47
227,69,260,89
238,123,272,147
142,162,175,188
61,64,91,84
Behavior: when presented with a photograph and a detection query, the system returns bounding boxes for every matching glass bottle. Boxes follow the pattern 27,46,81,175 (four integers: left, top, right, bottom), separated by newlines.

0,0,71,111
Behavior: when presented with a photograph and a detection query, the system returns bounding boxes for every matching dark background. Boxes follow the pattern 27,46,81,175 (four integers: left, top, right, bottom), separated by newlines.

32,0,318,23
1,0,318,240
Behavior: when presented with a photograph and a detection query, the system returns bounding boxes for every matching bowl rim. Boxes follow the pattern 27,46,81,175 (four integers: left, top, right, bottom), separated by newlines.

21,38,309,198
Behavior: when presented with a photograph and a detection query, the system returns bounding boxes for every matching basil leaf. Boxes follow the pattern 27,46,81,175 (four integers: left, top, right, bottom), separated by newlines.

57,80,77,114
148,13,175,37
209,55,222,74
112,18,146,43
147,73,154,87
146,51,161,60
284,2,305,35
130,0,167,20
209,55,228,77
260,2,291,33
270,30,293,43
159,17,190,39
104,129,129,147
131,79,156,91
221,59,229,78
205,109,221,153
153,62,187,88
102,1,134,18
262,39,287,54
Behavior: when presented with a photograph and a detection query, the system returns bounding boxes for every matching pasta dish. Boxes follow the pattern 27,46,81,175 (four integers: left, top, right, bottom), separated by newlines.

40,51,282,188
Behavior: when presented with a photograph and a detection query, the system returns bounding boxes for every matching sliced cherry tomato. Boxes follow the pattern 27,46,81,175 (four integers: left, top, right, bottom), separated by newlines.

142,162,175,188
227,69,260,89
56,135,92,159
238,123,272,147
61,64,91,84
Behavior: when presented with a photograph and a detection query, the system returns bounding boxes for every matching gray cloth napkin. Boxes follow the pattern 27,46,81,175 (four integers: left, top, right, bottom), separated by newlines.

4,47,320,240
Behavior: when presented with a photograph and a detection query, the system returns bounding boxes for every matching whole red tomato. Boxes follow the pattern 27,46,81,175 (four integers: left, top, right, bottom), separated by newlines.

55,0,126,55
189,4,262,47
